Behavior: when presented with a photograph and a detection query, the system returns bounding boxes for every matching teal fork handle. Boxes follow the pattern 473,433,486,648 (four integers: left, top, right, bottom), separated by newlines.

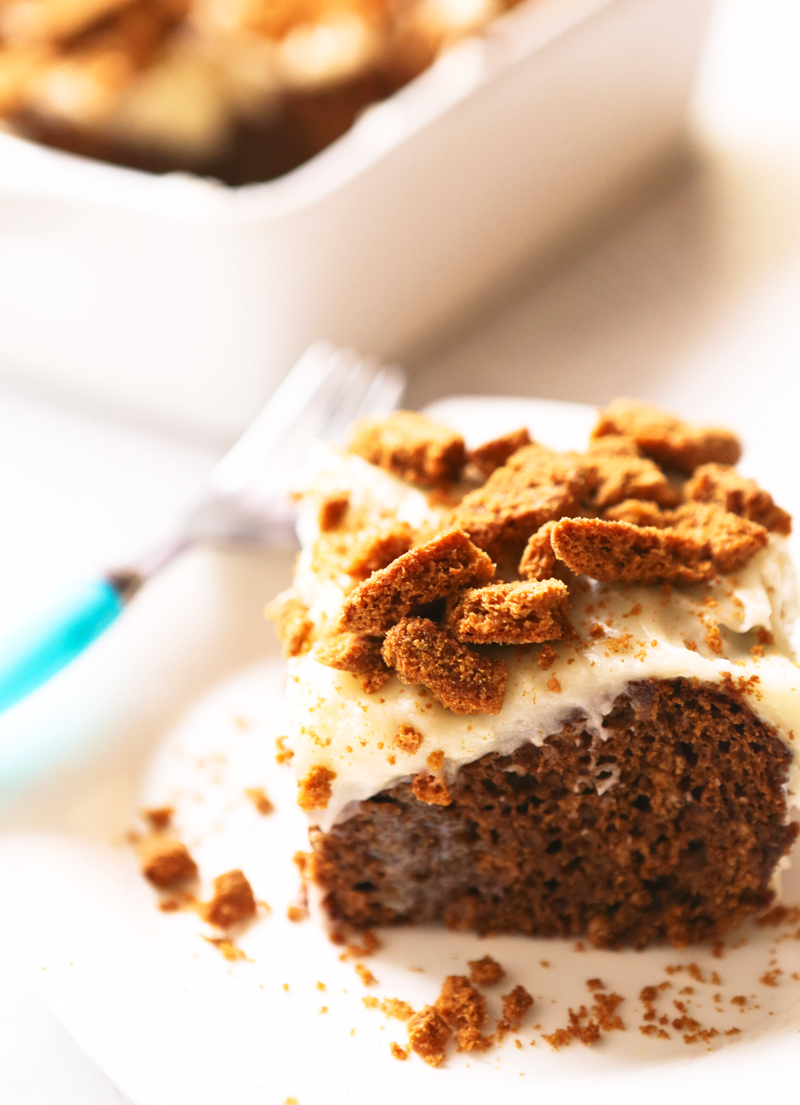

0,578,124,715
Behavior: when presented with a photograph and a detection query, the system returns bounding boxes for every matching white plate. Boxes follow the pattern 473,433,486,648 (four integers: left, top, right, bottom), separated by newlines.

1,396,800,1105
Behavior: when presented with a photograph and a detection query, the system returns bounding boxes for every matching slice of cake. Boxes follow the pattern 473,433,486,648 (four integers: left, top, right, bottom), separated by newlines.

269,400,800,949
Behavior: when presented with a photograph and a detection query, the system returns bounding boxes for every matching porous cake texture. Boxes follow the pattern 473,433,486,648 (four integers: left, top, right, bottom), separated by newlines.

269,401,800,948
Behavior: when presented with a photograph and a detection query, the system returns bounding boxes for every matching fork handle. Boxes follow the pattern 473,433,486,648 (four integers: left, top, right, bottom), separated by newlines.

0,577,128,716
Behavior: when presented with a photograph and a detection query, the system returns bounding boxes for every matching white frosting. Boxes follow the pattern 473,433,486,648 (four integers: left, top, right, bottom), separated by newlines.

284,445,800,833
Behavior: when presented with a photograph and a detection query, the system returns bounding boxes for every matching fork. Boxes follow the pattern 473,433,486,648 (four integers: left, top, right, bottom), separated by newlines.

0,343,405,718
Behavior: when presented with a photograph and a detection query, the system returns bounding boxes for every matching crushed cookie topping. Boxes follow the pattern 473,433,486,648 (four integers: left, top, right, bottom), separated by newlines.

348,410,466,487
592,397,741,473
382,617,508,715
269,400,790,783
298,765,337,811
340,529,494,635
343,521,414,580
551,509,768,585
469,427,532,476
201,869,257,929
314,632,389,691
139,835,197,889
585,435,681,510
685,463,791,535
412,772,453,806
445,579,570,645
450,443,595,560
394,724,424,754
266,591,314,657
318,491,350,532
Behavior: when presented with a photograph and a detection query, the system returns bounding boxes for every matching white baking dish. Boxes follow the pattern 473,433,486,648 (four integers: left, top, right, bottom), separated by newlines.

0,0,713,441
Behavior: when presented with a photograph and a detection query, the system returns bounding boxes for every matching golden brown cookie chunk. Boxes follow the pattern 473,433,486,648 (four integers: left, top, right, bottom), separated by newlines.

318,492,350,531
686,463,791,535
435,976,492,1051
344,522,414,580
314,631,389,693
498,985,534,1032
451,444,595,560
340,530,494,635
382,617,507,714
407,1006,452,1066
666,502,768,574
445,580,569,645
202,869,257,928
298,765,337,811
394,723,424,754
348,411,466,486
518,520,559,580
592,398,741,473
585,435,680,510
412,773,452,806
266,591,314,657
139,836,197,888
552,518,705,583
552,510,767,584
468,956,505,987
469,427,532,476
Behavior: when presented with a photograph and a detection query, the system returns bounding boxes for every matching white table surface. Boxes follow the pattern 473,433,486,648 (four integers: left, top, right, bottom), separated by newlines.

2,0,800,1100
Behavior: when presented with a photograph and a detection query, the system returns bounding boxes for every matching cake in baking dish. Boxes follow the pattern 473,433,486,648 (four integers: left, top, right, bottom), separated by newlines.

0,0,525,184
268,399,800,948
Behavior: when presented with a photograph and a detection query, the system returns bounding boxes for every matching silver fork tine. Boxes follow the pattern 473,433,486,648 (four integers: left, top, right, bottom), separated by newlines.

212,341,344,497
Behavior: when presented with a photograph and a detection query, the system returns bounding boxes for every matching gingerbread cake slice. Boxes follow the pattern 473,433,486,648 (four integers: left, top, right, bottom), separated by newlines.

269,402,800,949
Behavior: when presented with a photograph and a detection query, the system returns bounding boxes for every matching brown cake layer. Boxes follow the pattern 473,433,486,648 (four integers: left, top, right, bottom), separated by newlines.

307,679,799,948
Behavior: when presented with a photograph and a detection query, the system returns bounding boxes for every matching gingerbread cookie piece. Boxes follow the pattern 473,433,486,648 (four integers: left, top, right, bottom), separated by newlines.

686,463,791,535
348,411,466,486
451,444,595,560
340,530,494,635
381,617,507,715
445,580,569,645
592,398,741,473
266,591,314,657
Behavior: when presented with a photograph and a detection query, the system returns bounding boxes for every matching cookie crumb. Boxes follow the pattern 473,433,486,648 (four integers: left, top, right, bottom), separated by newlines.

407,1006,452,1066
141,806,174,831
412,773,452,806
202,870,257,929
498,985,533,1034
245,787,274,815
298,765,336,811
266,591,314,657
139,836,197,889
468,955,505,987
394,724,424,754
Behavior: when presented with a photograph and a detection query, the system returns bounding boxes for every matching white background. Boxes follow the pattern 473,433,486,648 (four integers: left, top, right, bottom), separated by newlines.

1,0,800,1099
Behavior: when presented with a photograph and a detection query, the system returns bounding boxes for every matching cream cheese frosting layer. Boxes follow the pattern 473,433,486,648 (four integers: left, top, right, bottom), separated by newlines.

285,445,800,833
